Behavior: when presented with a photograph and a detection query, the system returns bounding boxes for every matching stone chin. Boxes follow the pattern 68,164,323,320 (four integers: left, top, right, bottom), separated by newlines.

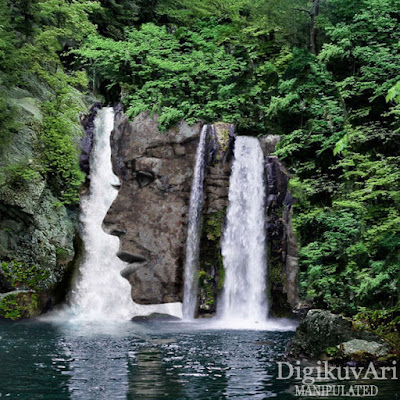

102,109,201,305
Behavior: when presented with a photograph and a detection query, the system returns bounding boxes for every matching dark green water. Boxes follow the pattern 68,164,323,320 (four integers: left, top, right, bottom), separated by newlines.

0,318,398,399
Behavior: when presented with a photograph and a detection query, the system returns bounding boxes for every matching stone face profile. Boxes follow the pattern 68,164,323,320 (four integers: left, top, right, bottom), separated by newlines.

103,109,201,304
103,108,299,316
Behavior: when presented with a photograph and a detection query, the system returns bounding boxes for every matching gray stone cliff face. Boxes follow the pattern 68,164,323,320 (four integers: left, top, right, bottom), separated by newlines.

261,136,299,315
0,81,86,318
104,110,298,315
103,109,201,304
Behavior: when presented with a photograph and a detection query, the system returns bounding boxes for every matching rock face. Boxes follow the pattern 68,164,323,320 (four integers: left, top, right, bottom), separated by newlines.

0,80,86,319
104,110,297,316
287,309,384,359
103,109,202,304
198,122,235,314
260,137,299,316
80,103,101,175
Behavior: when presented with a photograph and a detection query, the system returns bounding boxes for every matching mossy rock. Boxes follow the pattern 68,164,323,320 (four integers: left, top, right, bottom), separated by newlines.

0,291,44,320
287,309,382,359
198,209,226,315
0,260,50,291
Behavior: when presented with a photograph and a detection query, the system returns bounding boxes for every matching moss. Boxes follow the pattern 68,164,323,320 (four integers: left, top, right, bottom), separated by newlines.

214,122,231,153
56,247,69,263
0,292,41,320
270,266,285,287
352,307,400,352
0,260,49,290
198,209,226,314
217,265,225,291
198,271,215,309
204,211,224,242
325,346,339,357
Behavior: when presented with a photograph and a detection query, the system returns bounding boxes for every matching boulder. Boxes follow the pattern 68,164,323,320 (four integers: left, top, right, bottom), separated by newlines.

340,339,390,358
287,309,381,358
131,312,181,322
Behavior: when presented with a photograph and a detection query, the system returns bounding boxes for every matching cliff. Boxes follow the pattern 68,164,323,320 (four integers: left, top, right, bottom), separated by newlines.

105,109,299,316
0,79,89,320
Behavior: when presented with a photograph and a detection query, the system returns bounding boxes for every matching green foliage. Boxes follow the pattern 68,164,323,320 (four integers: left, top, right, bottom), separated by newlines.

0,0,97,204
270,266,285,287
90,0,140,39
387,81,400,104
0,160,42,187
325,346,339,357
76,4,305,133
56,247,69,262
40,95,86,204
198,270,215,308
200,211,225,293
271,1,400,315
1,260,50,290
77,22,251,130
354,305,400,349
0,296,23,320
0,293,40,320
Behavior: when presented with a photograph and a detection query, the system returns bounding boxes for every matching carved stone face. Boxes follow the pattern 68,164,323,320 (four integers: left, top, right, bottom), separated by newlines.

102,111,201,304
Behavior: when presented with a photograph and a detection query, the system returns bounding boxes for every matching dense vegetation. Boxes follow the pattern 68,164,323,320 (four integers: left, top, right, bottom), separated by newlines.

1,0,399,326
0,0,98,204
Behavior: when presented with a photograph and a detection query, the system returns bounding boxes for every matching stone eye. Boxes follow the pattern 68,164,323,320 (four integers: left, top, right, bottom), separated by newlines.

136,171,155,188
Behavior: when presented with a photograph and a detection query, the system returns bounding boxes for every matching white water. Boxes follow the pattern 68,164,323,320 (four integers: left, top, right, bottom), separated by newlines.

182,125,208,320
70,107,181,321
218,136,268,324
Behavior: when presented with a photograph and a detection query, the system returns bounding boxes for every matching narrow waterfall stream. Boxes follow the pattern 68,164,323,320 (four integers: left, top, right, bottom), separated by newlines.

70,107,181,320
218,136,268,323
182,125,208,320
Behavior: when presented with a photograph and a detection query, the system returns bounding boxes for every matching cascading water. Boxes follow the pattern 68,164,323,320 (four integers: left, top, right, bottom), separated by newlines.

70,107,181,320
218,136,268,323
182,125,208,320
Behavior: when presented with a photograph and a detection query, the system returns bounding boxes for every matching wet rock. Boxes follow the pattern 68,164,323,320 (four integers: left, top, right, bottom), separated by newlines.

131,312,181,322
197,123,234,315
80,103,101,175
260,137,299,316
287,309,382,359
104,110,201,304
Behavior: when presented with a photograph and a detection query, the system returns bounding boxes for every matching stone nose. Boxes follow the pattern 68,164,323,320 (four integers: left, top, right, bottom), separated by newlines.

102,201,126,237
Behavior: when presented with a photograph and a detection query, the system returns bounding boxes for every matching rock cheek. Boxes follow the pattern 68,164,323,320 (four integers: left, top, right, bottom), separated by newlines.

104,109,201,304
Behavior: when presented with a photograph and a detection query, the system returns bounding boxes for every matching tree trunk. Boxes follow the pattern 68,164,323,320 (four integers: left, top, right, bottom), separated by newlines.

310,0,320,55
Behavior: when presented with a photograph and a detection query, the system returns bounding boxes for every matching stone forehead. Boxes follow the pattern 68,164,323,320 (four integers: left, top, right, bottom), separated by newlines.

120,112,201,159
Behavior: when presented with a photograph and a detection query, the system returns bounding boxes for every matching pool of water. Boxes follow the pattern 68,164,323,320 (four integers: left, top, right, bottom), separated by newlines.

0,317,398,399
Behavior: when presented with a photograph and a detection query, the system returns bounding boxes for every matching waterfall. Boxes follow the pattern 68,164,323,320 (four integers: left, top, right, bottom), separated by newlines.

218,136,268,323
70,107,181,321
182,125,208,320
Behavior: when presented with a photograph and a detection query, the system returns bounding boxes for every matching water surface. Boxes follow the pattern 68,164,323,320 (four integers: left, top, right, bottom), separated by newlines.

0,318,397,399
